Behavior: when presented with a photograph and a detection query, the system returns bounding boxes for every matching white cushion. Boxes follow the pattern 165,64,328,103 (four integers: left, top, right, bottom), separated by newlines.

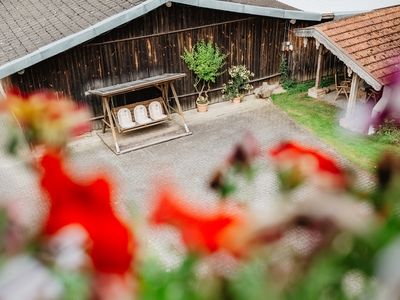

133,105,152,125
117,108,135,129
149,101,167,121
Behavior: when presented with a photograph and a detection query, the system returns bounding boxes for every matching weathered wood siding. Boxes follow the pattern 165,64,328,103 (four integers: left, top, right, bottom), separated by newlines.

287,20,340,82
0,77,12,96
9,3,336,118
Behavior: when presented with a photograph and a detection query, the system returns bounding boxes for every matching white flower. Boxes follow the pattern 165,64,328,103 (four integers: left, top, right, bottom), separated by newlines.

341,270,366,299
48,224,89,271
375,237,400,300
0,255,63,300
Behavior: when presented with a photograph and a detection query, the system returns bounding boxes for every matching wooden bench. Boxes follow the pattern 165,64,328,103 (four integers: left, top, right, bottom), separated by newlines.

111,97,170,134
86,73,191,154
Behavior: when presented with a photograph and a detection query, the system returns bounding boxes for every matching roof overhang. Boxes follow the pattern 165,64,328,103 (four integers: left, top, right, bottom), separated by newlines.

296,27,383,90
0,0,323,80
174,0,322,21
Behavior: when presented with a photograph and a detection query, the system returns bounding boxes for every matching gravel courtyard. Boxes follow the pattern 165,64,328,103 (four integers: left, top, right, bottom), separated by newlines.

0,97,372,222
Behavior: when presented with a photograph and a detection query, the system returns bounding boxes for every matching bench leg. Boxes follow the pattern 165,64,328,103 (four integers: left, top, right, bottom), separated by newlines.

170,83,190,133
103,97,120,153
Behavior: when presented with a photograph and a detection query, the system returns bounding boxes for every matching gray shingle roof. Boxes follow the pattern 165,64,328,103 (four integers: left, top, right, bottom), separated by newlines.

220,0,298,10
0,0,144,66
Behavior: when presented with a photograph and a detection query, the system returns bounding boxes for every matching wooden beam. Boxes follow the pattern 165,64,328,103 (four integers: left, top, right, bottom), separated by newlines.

0,79,6,98
345,72,360,120
170,82,190,133
85,17,255,47
102,97,120,153
315,45,324,89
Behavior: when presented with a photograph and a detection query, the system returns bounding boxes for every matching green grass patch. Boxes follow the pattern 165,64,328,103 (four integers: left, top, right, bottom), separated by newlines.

271,83,399,171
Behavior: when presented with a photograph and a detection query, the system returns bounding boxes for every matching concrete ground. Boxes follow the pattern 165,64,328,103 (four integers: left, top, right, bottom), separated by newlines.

321,88,349,110
0,96,373,224
319,84,369,110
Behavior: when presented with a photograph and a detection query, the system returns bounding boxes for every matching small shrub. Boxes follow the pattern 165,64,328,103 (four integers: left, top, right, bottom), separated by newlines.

282,79,296,90
182,40,227,104
376,119,400,145
283,80,314,95
279,56,299,91
222,65,254,100
279,56,289,84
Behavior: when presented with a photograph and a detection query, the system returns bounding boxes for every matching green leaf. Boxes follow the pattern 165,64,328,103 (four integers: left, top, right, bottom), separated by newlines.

182,40,227,96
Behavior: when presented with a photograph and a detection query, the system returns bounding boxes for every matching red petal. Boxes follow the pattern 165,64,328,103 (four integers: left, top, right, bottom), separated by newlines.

150,187,246,255
40,151,135,275
269,141,345,186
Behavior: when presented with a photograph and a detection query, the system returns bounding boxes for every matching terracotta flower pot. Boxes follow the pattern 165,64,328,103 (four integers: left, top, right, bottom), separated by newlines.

232,96,242,104
196,102,208,112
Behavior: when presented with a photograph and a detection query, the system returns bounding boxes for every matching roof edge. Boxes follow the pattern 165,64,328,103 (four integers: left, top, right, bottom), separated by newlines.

0,0,323,80
173,0,322,21
295,27,314,37
296,28,382,90
0,0,167,80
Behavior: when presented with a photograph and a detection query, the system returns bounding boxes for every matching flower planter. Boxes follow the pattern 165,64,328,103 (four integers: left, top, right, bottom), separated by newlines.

232,96,242,104
196,102,208,112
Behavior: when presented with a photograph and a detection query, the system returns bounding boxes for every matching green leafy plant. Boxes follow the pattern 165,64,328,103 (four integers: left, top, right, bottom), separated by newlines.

279,56,295,90
376,119,400,145
222,65,254,100
279,56,289,82
182,40,227,104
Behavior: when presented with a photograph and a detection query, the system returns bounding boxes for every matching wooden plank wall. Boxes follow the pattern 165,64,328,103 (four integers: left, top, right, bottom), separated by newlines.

0,77,12,97
9,4,336,120
287,20,340,82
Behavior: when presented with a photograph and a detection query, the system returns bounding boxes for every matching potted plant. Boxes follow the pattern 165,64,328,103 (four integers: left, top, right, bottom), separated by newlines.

182,40,227,112
222,65,254,104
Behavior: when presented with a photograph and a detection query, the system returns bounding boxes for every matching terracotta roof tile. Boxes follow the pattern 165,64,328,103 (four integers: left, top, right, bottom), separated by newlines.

315,5,400,86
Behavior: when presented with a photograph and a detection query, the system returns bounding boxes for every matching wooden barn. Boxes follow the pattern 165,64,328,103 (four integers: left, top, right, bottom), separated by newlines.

0,0,340,123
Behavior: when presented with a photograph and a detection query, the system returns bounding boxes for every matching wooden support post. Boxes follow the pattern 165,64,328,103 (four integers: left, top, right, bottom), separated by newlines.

102,97,120,153
340,72,361,131
163,84,171,115
315,45,324,89
0,79,6,98
170,82,190,133
160,84,171,120
102,100,107,133
345,73,360,120
307,43,326,98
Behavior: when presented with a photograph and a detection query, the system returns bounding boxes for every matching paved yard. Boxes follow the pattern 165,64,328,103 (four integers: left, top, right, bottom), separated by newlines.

0,97,372,224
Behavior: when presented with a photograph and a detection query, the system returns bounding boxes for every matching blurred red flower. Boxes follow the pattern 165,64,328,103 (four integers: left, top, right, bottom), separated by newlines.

149,187,249,256
40,151,135,275
269,142,347,189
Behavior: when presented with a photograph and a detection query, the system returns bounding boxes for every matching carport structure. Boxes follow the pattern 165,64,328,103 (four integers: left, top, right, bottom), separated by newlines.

296,5,400,131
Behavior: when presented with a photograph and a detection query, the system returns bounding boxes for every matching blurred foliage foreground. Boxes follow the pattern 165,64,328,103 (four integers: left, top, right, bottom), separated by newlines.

1,90,400,300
